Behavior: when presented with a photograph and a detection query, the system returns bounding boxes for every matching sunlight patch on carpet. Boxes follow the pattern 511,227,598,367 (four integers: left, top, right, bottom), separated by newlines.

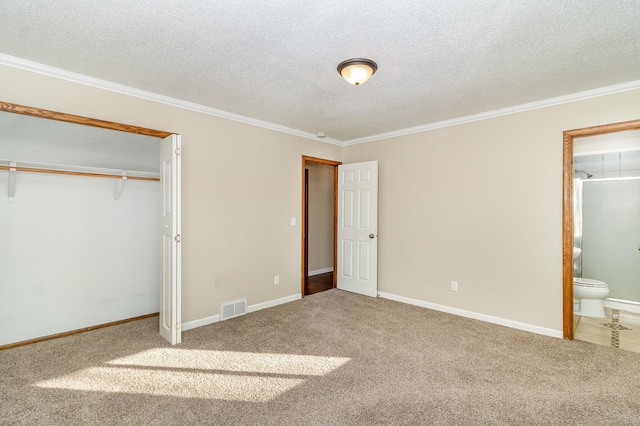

33,350,350,401
107,349,351,376
35,367,304,401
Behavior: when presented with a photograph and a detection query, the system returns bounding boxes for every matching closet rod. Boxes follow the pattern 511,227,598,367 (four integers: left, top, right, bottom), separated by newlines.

0,165,159,182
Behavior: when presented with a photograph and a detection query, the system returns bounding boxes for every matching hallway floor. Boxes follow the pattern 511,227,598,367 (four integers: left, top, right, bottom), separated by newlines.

304,272,333,296
575,309,640,353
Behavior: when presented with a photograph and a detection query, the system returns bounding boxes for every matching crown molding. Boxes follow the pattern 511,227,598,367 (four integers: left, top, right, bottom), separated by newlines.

2,53,639,148
0,54,343,146
341,107,515,146
342,79,640,146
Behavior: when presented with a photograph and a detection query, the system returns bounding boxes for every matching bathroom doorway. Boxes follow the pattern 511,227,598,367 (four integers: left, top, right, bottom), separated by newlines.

563,119,640,349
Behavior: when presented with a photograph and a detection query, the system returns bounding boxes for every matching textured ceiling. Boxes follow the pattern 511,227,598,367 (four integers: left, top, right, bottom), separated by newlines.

1,0,640,143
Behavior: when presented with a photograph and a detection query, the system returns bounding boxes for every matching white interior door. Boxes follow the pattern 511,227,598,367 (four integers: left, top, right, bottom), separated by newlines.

337,161,378,297
160,134,181,345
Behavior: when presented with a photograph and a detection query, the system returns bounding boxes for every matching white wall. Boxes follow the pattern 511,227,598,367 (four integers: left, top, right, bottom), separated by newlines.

0,110,160,172
343,89,640,334
574,129,640,155
307,162,334,273
0,172,159,345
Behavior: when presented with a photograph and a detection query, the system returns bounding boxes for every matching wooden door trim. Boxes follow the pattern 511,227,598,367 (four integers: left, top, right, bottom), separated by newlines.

562,118,640,339
304,169,309,282
0,101,172,138
0,313,159,351
301,156,342,297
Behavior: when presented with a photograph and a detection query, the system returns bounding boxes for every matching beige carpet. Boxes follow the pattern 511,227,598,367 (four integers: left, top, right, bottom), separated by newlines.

2,289,640,425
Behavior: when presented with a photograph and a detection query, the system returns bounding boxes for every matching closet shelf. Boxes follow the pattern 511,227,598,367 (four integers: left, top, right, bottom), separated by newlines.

0,159,160,181
1,159,159,202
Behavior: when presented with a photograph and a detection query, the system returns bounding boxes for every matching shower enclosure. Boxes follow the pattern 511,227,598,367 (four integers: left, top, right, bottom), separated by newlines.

574,175,640,308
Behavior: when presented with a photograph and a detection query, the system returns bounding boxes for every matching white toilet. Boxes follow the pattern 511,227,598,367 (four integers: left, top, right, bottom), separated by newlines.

573,277,609,318
572,247,609,318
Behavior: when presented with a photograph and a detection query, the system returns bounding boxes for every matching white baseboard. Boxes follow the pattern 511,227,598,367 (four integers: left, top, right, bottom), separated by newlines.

604,300,640,324
184,290,563,339
604,299,640,314
247,294,301,313
309,267,333,276
181,293,301,332
181,314,220,331
377,291,563,339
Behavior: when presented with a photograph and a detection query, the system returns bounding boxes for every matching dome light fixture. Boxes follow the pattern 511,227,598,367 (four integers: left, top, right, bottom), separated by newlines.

337,58,378,85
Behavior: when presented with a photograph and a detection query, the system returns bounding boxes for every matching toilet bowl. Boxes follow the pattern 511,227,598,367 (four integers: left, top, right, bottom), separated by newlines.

573,277,609,318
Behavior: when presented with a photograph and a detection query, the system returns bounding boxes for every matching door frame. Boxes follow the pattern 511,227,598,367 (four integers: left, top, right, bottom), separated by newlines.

301,156,342,297
562,118,640,339
0,100,178,342
0,102,171,138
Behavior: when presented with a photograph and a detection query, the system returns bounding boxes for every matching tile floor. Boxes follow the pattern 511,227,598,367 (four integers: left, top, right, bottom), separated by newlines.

574,309,640,353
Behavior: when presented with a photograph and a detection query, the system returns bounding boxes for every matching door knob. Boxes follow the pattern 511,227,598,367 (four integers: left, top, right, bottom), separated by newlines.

369,234,375,239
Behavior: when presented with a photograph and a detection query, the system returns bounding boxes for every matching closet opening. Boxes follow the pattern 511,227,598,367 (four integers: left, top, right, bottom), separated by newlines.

0,101,181,348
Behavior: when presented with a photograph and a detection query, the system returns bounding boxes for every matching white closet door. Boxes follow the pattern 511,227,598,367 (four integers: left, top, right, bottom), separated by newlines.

160,134,181,345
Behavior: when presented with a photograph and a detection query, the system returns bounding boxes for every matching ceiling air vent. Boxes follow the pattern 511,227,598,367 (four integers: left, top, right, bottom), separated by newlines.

220,299,247,321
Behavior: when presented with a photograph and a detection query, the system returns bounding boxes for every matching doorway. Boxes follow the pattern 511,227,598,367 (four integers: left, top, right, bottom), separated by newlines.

562,118,640,340
0,101,181,347
301,156,341,296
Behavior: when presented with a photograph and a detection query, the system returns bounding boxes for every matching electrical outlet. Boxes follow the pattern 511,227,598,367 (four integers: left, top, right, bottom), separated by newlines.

274,275,280,285
451,281,458,292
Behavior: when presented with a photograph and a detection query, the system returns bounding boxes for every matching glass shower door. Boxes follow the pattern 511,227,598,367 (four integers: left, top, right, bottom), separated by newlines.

582,178,640,302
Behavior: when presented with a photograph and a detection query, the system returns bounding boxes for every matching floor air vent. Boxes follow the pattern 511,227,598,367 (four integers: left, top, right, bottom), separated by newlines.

220,299,247,321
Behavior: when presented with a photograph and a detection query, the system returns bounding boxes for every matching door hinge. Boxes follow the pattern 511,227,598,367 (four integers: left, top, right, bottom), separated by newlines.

174,234,181,243
174,322,181,330
174,147,181,155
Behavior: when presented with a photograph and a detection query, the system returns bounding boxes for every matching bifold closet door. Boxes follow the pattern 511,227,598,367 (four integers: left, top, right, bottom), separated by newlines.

159,134,182,345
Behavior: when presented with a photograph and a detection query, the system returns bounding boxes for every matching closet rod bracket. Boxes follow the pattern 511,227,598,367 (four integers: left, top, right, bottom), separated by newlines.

8,161,17,203
114,171,127,200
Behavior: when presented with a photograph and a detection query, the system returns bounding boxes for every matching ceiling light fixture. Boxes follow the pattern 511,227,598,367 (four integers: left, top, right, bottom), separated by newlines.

337,58,378,85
